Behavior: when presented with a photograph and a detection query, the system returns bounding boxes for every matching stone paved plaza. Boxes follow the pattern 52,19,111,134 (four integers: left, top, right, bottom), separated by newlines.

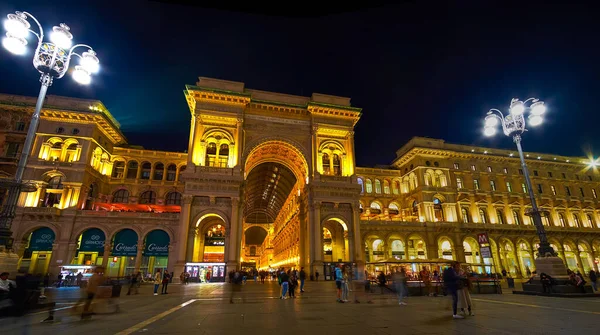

1,281,599,335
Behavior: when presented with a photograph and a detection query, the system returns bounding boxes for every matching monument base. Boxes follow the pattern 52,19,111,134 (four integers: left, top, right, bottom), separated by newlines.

534,255,568,279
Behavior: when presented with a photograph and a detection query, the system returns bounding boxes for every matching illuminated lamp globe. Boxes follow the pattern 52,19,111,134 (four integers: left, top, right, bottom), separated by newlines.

4,14,30,38
485,116,498,127
3,33,27,54
528,115,543,126
72,66,91,85
510,100,525,116
50,24,73,49
484,127,496,137
530,101,546,116
80,50,99,73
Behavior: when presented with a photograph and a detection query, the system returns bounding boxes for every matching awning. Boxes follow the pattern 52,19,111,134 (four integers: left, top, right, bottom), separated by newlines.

29,227,55,251
112,229,138,256
79,228,106,252
144,230,170,257
93,202,181,213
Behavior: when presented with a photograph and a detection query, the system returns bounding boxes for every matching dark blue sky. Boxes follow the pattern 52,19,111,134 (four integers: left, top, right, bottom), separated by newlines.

1,1,599,166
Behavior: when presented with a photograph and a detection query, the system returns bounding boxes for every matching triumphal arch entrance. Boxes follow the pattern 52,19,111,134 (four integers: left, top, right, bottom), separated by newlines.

173,77,363,280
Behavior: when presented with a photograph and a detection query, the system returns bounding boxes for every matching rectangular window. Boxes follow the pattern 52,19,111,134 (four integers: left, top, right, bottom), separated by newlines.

579,187,585,197
506,182,513,192
5,143,19,158
471,165,476,171
562,173,566,179
518,169,523,175
533,170,539,176
474,179,480,190
548,172,553,178
453,163,460,169
522,183,527,193
537,184,543,194
503,168,508,174
593,188,597,199
487,166,492,173
456,178,463,189
551,185,556,195
15,122,25,131
565,186,571,196
490,180,496,191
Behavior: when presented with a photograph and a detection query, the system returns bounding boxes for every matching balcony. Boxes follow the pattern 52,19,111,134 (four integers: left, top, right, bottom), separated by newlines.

77,210,179,219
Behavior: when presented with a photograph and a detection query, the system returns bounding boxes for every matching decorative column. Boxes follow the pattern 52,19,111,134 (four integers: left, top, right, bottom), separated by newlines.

310,200,323,277
101,243,111,269
227,197,242,270
175,195,193,271
134,245,143,273
185,230,195,263
574,251,585,274
351,203,364,279
65,242,78,265
454,235,466,263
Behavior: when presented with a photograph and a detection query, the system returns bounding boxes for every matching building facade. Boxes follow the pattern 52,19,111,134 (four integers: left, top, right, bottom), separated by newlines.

1,78,599,280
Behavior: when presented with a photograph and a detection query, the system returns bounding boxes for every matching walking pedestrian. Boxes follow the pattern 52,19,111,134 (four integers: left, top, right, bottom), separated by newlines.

127,272,141,295
81,266,104,319
153,269,162,296
589,269,597,291
393,267,408,305
162,271,170,294
420,266,432,296
315,270,320,282
457,267,473,316
230,271,244,303
280,269,289,299
341,266,350,302
289,273,298,298
443,262,464,319
335,264,344,303
299,267,306,292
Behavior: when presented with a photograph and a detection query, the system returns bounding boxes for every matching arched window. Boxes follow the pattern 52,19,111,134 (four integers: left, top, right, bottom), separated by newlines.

393,180,400,195
496,209,505,224
322,153,331,174
365,179,373,193
153,163,164,180
165,192,182,205
586,214,595,228
370,202,382,211
112,161,125,178
332,154,341,176
166,164,177,181
205,142,217,166
112,189,129,203
424,172,432,186
383,180,390,194
218,144,229,167
139,190,156,204
65,142,79,162
461,208,470,223
140,162,151,180
572,214,580,227
357,178,364,194
513,210,521,225
433,197,444,221
479,208,488,223
440,240,453,260
412,201,419,216
375,179,382,194
126,161,138,179
558,213,566,227
389,202,399,214
47,176,62,189
178,165,186,181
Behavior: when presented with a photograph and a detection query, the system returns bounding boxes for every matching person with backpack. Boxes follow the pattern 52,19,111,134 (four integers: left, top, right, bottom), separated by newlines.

335,264,344,303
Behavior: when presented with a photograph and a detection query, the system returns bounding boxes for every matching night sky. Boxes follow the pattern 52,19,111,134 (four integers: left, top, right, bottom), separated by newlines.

1,1,599,166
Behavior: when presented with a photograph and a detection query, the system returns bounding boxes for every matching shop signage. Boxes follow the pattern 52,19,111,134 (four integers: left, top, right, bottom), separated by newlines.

372,251,384,256
80,228,106,252
143,230,170,256
477,233,489,246
480,246,492,258
112,229,138,256
206,237,225,246
29,227,55,251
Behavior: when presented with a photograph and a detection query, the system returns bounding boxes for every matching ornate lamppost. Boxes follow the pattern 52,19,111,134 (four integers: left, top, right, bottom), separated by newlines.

0,11,100,253
484,98,567,277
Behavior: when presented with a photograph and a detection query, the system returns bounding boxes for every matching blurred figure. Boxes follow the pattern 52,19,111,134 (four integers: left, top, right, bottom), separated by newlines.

335,264,344,303
420,266,432,296
230,271,244,303
161,271,170,294
81,266,104,319
76,272,83,287
443,262,463,319
341,266,350,302
288,272,298,298
127,272,141,295
43,273,50,288
280,269,289,299
377,271,387,294
393,267,408,305
299,267,306,292
456,266,473,316
0,272,16,306
589,269,597,291
153,269,162,296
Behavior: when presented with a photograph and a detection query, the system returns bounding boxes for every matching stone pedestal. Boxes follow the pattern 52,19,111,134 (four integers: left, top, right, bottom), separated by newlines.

534,256,568,279
0,246,19,278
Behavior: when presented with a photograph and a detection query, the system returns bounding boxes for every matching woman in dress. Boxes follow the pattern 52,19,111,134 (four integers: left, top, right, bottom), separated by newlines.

456,265,474,316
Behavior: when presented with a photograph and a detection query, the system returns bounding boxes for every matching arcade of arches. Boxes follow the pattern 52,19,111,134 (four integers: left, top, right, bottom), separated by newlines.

8,78,600,280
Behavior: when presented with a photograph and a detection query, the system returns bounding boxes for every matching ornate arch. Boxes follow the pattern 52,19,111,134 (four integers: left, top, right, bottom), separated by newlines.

243,137,310,180
202,128,235,144
321,215,350,231
15,223,60,242
192,209,230,231
140,226,176,242
71,224,111,242
110,227,143,242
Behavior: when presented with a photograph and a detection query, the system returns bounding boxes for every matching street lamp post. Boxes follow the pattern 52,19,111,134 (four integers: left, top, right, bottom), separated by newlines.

484,98,567,277
0,11,100,253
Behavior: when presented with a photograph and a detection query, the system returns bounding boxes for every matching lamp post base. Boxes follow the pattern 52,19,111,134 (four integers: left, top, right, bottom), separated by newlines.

534,255,568,279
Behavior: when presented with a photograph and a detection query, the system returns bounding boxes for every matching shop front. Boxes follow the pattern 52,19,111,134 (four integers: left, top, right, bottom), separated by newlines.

142,229,170,275
107,229,138,277
18,227,55,275
73,228,106,266
184,262,226,282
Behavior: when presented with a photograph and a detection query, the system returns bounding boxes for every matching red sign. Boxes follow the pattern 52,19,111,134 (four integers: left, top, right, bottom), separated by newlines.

477,233,489,246
112,256,118,262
